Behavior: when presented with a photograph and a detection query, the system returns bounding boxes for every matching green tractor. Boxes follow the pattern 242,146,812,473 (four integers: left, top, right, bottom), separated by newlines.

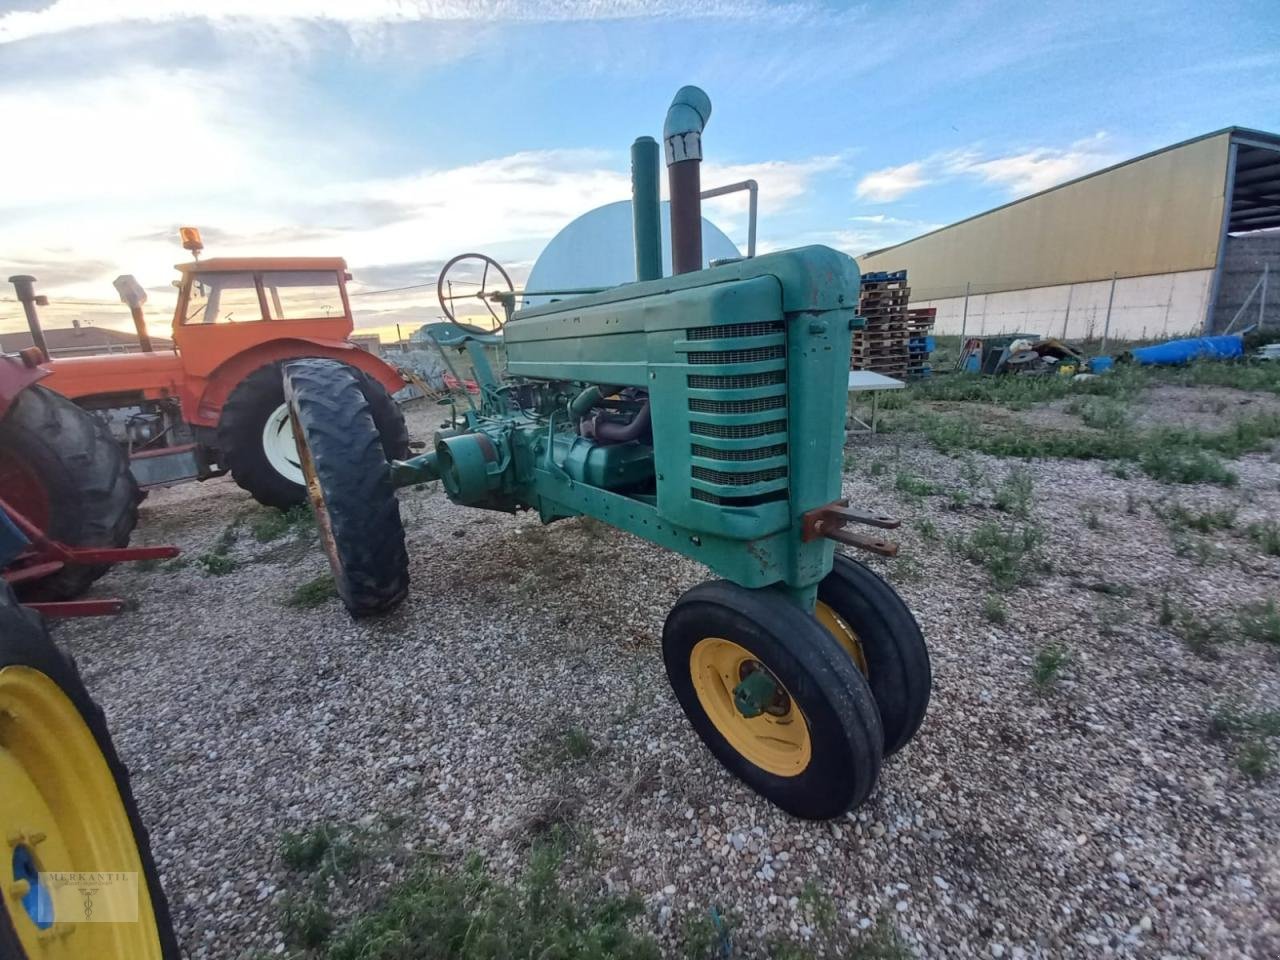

289,86,930,820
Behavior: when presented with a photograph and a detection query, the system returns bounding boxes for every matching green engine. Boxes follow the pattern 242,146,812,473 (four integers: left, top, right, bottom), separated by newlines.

288,85,931,821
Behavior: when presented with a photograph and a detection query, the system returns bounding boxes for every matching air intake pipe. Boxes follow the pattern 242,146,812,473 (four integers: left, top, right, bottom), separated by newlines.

664,86,711,275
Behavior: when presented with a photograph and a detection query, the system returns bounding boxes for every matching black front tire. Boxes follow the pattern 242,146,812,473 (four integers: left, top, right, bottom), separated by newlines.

817,554,931,755
0,582,180,957
285,359,409,616
219,361,410,510
0,384,138,600
663,581,884,820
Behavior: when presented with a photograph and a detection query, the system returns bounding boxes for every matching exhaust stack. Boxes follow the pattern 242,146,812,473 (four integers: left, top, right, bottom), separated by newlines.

8,276,50,362
630,136,663,283
663,86,711,275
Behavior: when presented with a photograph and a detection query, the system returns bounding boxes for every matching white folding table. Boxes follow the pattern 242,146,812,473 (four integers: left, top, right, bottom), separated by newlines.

846,370,906,437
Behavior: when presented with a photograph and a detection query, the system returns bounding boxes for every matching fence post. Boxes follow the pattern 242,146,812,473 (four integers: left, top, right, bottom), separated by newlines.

959,281,970,341
1260,263,1269,329
1101,273,1117,354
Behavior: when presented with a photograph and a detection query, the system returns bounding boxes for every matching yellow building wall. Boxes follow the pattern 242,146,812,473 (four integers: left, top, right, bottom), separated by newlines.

857,133,1232,301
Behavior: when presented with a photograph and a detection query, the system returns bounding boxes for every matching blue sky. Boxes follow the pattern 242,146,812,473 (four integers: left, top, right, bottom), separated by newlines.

1,0,1277,336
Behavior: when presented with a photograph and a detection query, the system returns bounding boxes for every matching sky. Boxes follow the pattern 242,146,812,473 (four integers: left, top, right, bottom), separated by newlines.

0,0,1277,340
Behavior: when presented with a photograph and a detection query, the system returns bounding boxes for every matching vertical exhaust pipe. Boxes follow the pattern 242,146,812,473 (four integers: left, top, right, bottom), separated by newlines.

631,136,663,282
8,275,50,361
664,86,711,275
113,275,155,352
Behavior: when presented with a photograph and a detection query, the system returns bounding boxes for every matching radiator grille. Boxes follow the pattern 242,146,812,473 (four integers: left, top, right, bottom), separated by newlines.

686,321,783,340
692,465,788,486
684,318,789,507
692,488,790,507
688,419,786,439
692,443,787,462
688,395,785,415
687,346,784,365
687,371,785,390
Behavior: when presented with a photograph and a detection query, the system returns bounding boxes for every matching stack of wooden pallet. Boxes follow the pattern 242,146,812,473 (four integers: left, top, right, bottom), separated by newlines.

851,270,910,379
906,307,937,380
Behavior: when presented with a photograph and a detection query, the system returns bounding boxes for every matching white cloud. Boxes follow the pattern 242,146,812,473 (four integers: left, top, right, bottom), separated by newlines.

0,0,799,45
944,134,1116,196
854,161,930,203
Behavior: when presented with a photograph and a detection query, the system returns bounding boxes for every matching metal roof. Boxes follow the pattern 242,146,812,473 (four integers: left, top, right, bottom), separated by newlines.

175,257,348,273
1228,131,1280,232
862,127,1280,258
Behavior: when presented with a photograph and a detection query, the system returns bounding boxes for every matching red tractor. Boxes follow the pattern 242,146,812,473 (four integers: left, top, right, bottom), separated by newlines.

1,229,410,601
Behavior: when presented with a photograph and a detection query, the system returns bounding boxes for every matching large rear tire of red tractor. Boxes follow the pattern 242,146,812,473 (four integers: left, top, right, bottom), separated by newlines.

219,361,410,510
284,359,409,617
0,581,180,958
0,384,138,600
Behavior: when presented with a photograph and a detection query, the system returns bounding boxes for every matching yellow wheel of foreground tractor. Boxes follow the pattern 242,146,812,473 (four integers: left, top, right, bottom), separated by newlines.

0,582,177,958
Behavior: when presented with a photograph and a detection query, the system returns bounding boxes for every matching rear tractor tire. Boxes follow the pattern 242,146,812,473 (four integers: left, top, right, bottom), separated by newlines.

284,359,409,617
219,361,410,510
0,581,179,957
0,383,138,600
663,581,884,820
815,554,931,756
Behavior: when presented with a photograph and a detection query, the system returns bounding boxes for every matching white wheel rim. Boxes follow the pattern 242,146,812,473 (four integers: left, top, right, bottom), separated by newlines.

262,402,304,485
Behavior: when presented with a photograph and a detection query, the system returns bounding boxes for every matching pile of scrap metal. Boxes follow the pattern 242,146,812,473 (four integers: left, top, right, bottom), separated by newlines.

956,335,1088,376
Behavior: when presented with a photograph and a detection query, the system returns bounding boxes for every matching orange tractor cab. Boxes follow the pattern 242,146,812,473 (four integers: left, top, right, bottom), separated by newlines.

12,233,409,511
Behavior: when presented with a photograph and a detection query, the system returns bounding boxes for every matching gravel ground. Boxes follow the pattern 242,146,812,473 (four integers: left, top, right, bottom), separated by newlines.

56,395,1280,959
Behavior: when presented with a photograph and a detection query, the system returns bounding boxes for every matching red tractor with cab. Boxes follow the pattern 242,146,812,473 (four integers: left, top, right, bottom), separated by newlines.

1,228,409,601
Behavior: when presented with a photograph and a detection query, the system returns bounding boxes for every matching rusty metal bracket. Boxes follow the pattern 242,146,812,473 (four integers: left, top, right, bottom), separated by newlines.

801,500,901,557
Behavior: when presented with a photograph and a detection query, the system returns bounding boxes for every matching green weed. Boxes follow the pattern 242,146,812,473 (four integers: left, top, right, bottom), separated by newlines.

282,893,335,949
982,594,1008,625
1140,447,1237,486
894,470,936,498
281,823,362,875
913,518,939,541
324,843,660,960
1209,701,1280,781
1077,397,1130,431
286,575,337,609
1239,600,1280,646
992,467,1034,518
1032,643,1070,691
1237,741,1275,780
1161,503,1237,533
1246,521,1280,556
195,553,236,576
950,522,1045,589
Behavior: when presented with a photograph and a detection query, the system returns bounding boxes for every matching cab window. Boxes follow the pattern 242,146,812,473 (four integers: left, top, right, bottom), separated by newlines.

262,271,344,320
183,272,263,324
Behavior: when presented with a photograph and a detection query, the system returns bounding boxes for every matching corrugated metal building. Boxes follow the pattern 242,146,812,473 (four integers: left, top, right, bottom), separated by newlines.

856,128,1280,340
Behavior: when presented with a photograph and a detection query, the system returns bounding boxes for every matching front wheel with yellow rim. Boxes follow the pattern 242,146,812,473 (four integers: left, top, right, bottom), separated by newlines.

0,582,178,958
663,581,883,820
816,554,931,757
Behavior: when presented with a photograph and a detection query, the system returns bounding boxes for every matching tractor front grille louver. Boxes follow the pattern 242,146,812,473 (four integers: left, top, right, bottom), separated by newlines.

688,419,786,439
686,321,783,340
688,396,785,415
684,321,788,508
687,346,785,365
687,371,784,390
690,443,787,462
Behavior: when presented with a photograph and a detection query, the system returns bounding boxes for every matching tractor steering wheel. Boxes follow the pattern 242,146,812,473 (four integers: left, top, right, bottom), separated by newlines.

437,253,515,333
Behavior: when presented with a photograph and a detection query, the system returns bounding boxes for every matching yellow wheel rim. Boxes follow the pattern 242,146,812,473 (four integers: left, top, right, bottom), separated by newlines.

0,666,163,958
815,601,868,675
689,638,811,777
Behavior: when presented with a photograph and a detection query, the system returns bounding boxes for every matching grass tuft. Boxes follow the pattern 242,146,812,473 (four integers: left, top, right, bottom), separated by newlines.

1246,520,1280,556
992,467,1034,518
1031,643,1070,691
893,470,936,498
982,594,1008,625
324,842,660,960
287,575,338,609
950,522,1045,589
1239,600,1280,646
